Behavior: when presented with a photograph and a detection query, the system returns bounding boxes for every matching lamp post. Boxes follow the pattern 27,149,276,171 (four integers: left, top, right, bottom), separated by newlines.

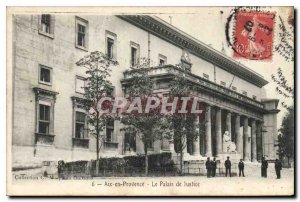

262,126,268,158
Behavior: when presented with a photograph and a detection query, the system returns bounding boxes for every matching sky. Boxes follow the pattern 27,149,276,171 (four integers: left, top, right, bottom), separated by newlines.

156,7,294,126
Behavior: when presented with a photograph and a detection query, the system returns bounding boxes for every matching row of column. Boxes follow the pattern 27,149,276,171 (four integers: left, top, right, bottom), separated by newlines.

190,104,262,162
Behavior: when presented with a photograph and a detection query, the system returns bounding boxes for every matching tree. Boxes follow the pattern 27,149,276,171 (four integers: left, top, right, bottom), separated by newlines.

272,68,294,167
76,51,118,160
121,58,171,176
167,64,200,174
277,106,294,167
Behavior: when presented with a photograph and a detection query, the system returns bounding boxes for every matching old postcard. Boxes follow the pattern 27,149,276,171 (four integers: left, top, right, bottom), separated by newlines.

6,6,295,196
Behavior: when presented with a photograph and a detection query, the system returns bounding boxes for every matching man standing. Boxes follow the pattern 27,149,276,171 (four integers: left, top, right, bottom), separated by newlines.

224,156,231,177
275,159,282,179
206,157,211,178
238,159,245,177
211,157,217,177
261,157,268,178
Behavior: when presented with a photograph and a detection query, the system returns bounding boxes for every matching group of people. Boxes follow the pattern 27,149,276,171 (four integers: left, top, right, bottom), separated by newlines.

205,156,236,178
205,156,283,179
260,157,283,179
205,157,217,177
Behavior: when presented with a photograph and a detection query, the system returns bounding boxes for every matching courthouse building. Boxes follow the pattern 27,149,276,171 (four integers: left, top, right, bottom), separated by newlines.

11,14,279,167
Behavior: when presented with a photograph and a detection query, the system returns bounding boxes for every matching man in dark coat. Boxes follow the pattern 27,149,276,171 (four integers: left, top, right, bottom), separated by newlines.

211,157,217,177
275,159,282,179
238,159,245,177
224,156,231,177
261,157,268,178
206,157,211,178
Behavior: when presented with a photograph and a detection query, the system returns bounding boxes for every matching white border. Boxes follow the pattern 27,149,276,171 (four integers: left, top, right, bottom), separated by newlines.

1,0,298,201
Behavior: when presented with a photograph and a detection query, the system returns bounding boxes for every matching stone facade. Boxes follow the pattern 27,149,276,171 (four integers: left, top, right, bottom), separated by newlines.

11,14,279,167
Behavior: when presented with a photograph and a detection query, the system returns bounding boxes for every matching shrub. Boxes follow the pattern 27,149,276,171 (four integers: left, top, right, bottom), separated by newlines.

58,152,175,178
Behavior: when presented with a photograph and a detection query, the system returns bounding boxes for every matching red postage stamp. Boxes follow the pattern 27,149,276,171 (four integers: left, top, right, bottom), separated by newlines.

233,11,275,60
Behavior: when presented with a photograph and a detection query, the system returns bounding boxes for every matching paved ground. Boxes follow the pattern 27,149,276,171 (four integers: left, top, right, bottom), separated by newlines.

11,166,294,196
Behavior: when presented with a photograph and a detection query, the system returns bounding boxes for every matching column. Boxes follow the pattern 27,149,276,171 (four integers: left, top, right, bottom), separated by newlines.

243,117,250,161
235,114,242,156
256,121,263,161
205,104,212,157
192,114,201,156
226,111,232,139
251,119,257,162
215,108,222,156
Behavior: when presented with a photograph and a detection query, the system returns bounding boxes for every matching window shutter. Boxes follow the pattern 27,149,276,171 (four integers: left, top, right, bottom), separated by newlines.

85,22,89,49
50,15,55,35
38,15,42,31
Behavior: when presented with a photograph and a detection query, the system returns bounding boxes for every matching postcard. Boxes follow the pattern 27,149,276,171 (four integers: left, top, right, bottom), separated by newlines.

6,6,294,196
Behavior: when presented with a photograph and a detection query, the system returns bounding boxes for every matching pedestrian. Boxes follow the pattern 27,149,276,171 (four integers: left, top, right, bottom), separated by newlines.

238,159,245,177
275,159,282,179
211,157,217,177
261,157,264,177
206,157,211,178
261,157,268,178
224,156,231,177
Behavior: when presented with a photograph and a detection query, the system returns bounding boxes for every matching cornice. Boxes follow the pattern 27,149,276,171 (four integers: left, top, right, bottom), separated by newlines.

121,65,266,114
33,87,59,100
117,15,269,88
71,95,89,109
264,109,281,114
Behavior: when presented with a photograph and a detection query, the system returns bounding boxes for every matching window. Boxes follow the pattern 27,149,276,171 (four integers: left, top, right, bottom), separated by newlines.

252,95,257,100
39,104,50,134
107,38,114,58
203,73,209,80
130,41,140,66
106,86,115,97
158,54,167,66
148,138,154,149
220,81,226,87
33,87,57,145
242,91,248,96
41,14,51,33
131,47,137,66
124,133,136,152
75,17,88,50
75,112,86,139
78,24,86,47
106,118,114,142
232,86,237,91
38,14,54,38
105,30,117,59
71,96,89,148
156,81,168,89
75,76,85,94
39,65,52,85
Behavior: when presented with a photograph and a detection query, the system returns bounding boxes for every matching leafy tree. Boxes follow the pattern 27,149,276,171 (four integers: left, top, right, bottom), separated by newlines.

121,58,171,176
76,51,118,160
277,106,294,167
167,64,200,174
272,68,294,166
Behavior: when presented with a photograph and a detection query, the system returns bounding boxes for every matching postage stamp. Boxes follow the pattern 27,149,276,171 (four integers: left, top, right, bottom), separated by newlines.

233,10,275,60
